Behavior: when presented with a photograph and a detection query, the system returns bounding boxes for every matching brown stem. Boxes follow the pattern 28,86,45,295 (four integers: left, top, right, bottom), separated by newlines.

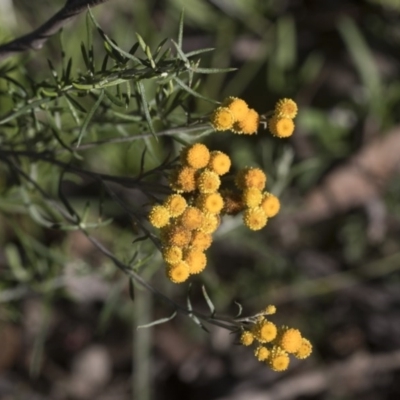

0,0,112,62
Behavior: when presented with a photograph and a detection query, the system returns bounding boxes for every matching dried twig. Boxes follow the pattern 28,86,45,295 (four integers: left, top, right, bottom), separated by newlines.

0,0,112,62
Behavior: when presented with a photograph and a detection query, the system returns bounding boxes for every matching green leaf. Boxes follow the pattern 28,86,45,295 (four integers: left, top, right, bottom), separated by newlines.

234,301,243,318
136,81,156,137
172,76,218,104
201,285,215,317
178,9,185,49
137,311,177,329
76,90,105,147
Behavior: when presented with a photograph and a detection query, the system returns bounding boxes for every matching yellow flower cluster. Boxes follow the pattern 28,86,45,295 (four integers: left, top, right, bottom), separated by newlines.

268,98,298,138
210,97,260,135
218,167,280,231
239,305,312,371
148,143,232,284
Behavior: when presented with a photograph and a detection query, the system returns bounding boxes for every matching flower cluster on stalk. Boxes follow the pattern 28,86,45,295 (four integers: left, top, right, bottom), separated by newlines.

239,305,312,371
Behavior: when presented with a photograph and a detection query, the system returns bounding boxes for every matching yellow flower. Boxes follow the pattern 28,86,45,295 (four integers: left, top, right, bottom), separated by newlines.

190,231,213,251
277,327,302,354
162,246,183,265
163,224,192,247
260,193,280,218
166,262,190,284
264,305,276,315
254,320,277,343
196,169,221,194
179,206,204,230
198,212,220,234
254,346,270,361
148,205,170,228
220,189,244,215
240,331,254,346
163,194,187,217
169,166,197,193
210,106,234,131
268,346,290,372
181,143,210,170
268,116,295,138
243,207,268,231
233,108,259,135
235,167,267,191
196,192,224,214
222,96,249,122
274,98,298,119
207,151,231,176
242,188,262,208
183,249,207,274
294,338,313,360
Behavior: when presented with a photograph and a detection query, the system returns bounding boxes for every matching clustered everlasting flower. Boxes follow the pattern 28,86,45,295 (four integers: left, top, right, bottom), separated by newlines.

148,141,282,281
223,167,280,231
209,96,298,139
148,143,231,284
147,97,310,372
239,305,312,371
268,98,298,138
210,97,260,135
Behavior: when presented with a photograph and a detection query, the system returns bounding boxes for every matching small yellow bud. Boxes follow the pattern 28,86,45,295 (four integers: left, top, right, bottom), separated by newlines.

260,193,280,218
274,98,298,119
148,205,170,228
240,330,254,346
210,107,234,131
243,207,268,231
269,116,295,138
254,346,270,361
294,338,312,359
166,262,190,284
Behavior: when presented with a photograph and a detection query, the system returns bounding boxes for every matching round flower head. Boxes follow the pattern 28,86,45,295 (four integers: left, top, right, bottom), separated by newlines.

210,106,234,131
208,151,231,176
222,96,249,122
148,205,170,228
183,249,207,274
169,166,197,193
254,320,277,343
240,331,254,346
179,206,203,230
163,194,187,218
254,346,270,362
196,169,221,194
268,346,290,372
221,189,244,215
243,207,268,231
181,143,210,169
233,108,259,135
235,167,267,190
277,327,302,354
166,261,190,284
162,246,183,265
190,231,213,251
198,212,220,234
196,192,224,214
274,98,298,119
294,338,313,359
260,193,280,218
265,305,277,315
269,116,295,138
242,188,262,208
164,224,192,247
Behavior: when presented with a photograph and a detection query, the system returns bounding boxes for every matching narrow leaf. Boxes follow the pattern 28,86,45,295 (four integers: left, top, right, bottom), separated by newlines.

76,90,104,147
137,311,177,329
201,285,215,317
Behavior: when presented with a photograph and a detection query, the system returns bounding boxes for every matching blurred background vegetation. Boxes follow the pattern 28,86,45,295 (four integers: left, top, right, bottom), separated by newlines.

1,0,400,399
